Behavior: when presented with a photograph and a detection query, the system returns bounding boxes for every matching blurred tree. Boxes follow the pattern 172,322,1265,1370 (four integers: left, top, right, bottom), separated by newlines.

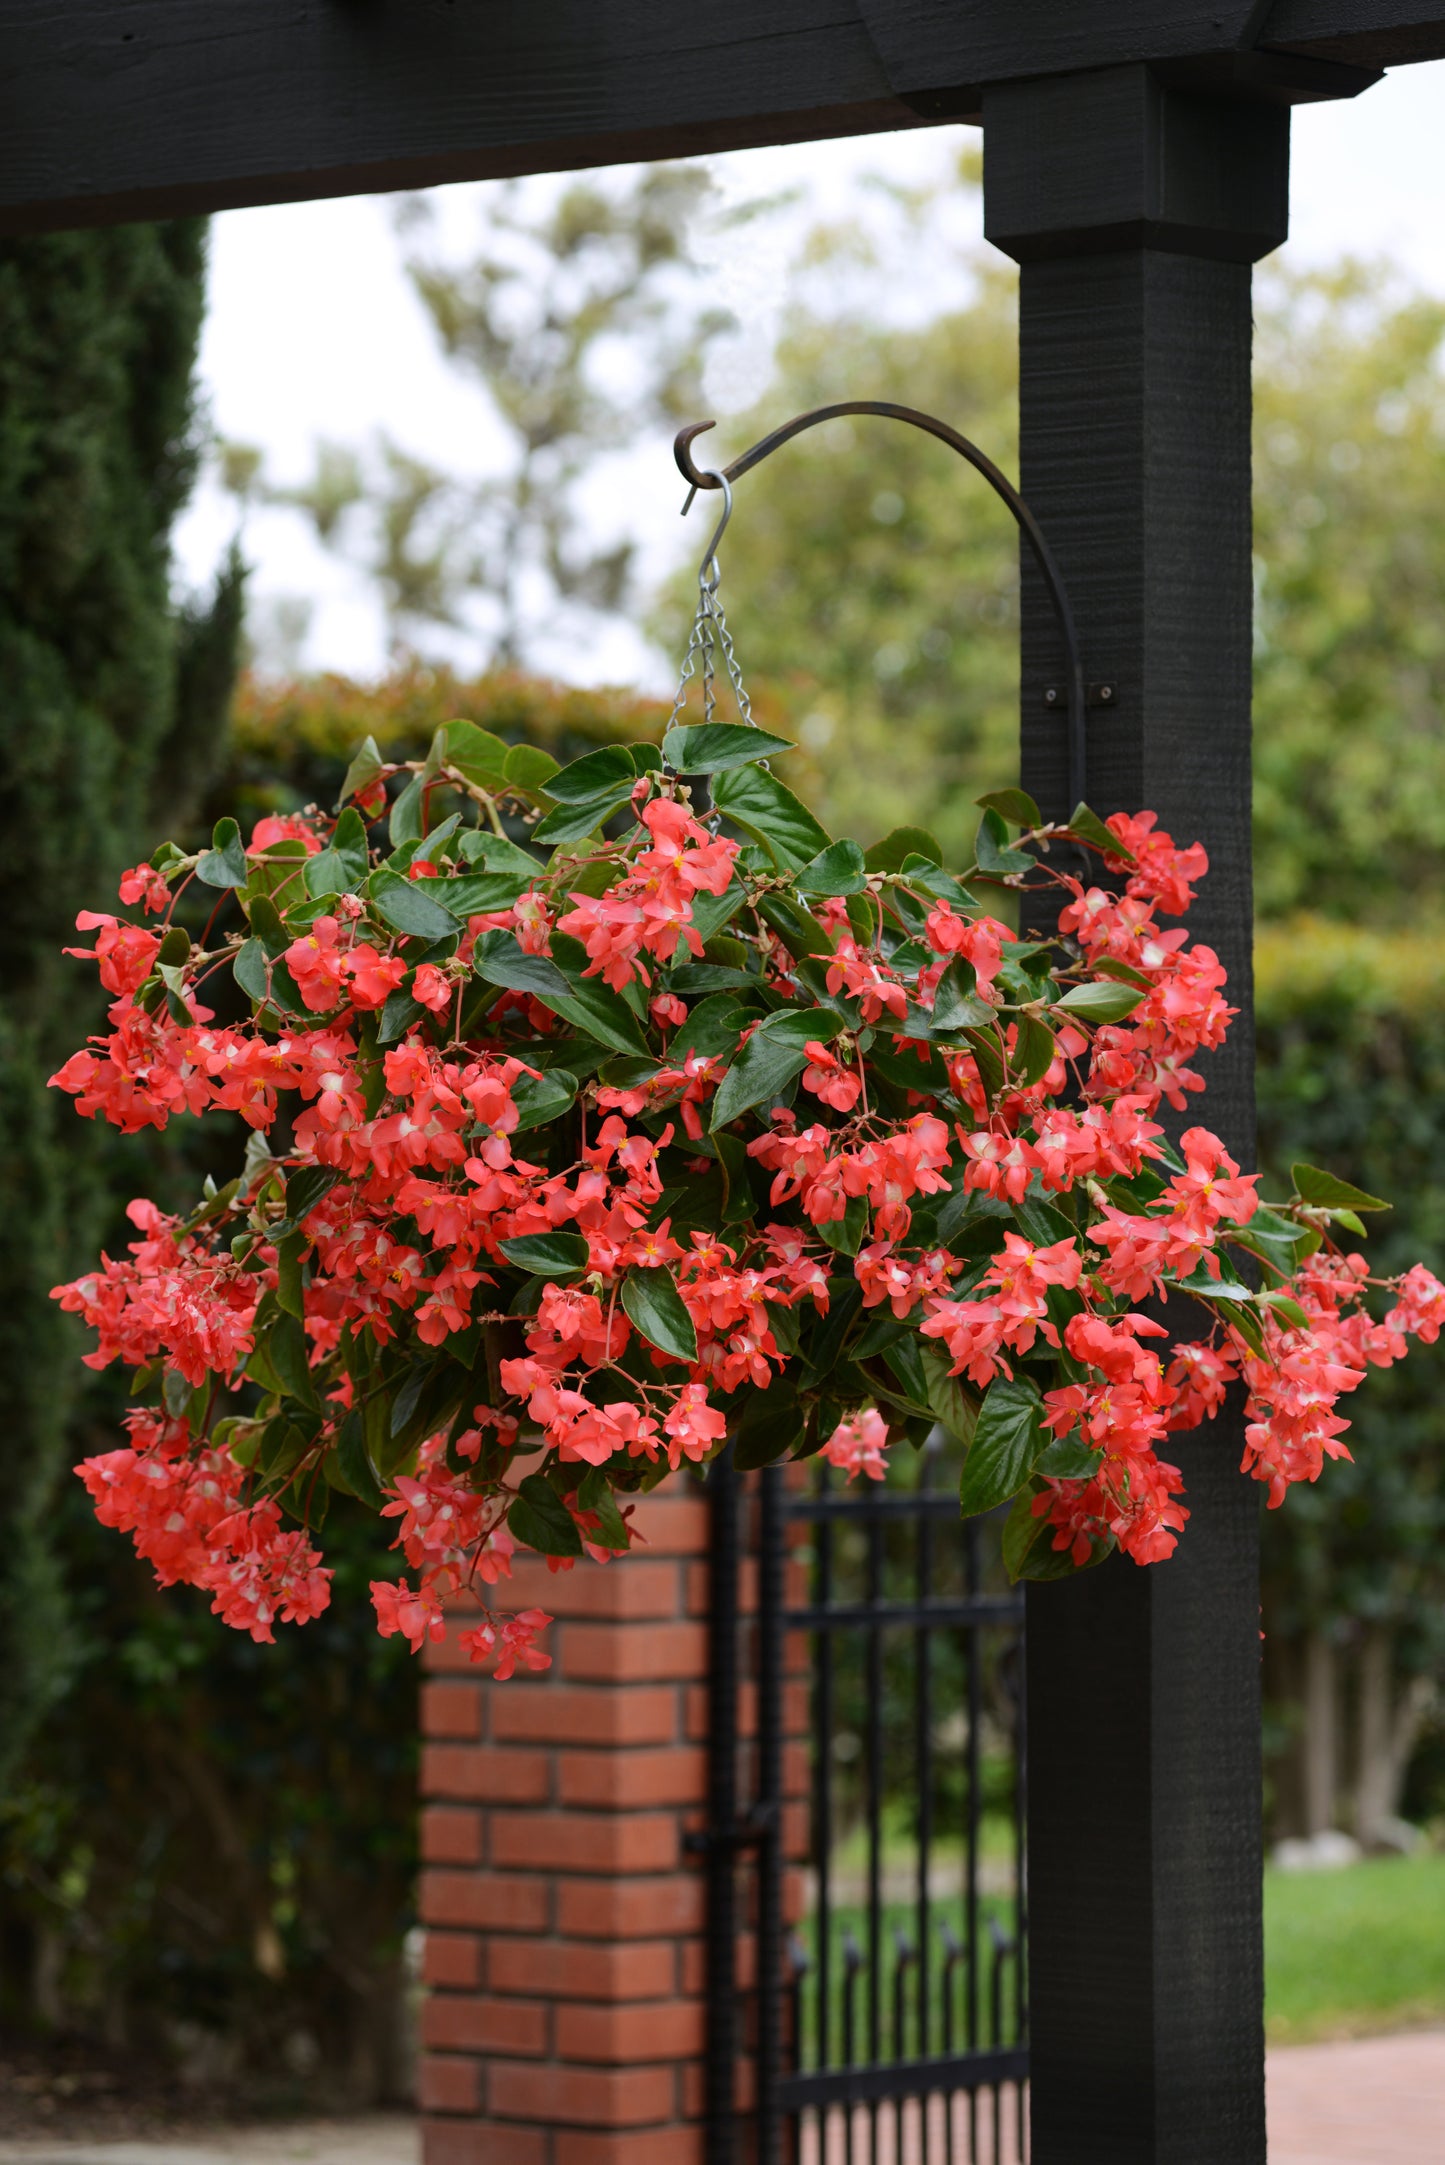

0,220,242,1800
651,152,1020,868
655,197,1445,926
237,167,737,669
1253,264,1445,923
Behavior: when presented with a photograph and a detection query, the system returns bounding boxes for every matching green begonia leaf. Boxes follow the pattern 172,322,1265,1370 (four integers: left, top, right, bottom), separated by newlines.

504,742,560,791
732,1379,805,1470
796,839,868,896
472,928,572,1002
932,958,994,1033
510,1068,579,1132
1290,1162,1390,1212
1067,802,1132,861
1012,1013,1059,1087
544,746,639,803
1052,980,1147,1024
976,788,1041,828
712,761,831,869
864,827,942,875
709,1007,843,1130
197,817,248,890
662,721,796,773
973,807,1033,876
367,871,462,942
233,939,270,1004
499,1231,591,1277
533,789,635,847
621,1268,698,1364
509,1474,583,1557
388,776,425,847
443,720,511,790
958,1376,1045,1517
337,735,385,811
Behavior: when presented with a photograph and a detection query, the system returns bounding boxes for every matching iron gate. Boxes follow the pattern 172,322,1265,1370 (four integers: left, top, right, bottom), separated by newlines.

699,1437,1029,2163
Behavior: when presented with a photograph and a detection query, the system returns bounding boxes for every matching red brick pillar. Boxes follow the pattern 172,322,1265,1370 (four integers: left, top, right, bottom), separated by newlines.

417,1473,713,2165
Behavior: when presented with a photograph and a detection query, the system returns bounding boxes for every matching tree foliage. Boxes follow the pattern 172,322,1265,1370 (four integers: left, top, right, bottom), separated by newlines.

0,221,242,1798
655,204,1445,928
241,168,736,668
1253,266,1445,922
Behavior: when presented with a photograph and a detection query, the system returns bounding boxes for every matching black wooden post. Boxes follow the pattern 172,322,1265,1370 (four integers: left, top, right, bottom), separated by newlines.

983,66,1288,2165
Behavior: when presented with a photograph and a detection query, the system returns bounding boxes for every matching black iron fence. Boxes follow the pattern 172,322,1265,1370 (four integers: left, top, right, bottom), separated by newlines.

700,1437,1029,2164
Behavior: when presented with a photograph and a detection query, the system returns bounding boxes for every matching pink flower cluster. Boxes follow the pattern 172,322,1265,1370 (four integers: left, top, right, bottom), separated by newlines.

49,764,1443,1661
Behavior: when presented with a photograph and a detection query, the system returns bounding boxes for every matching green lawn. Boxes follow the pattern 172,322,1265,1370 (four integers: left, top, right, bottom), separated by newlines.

1265,1853,1445,2043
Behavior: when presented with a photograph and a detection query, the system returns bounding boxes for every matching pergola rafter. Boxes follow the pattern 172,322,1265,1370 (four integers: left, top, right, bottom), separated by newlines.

0,1,1436,233
9,5,1445,2160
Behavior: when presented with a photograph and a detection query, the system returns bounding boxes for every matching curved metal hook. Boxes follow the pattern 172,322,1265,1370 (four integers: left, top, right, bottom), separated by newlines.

685,466,734,594
675,407,1088,813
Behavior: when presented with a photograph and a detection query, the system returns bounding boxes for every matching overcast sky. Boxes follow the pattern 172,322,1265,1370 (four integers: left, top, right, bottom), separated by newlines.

174,62,1445,691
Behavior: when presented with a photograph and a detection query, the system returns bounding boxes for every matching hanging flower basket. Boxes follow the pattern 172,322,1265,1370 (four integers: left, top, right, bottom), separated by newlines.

50,714,1444,1675
48,455,1445,1677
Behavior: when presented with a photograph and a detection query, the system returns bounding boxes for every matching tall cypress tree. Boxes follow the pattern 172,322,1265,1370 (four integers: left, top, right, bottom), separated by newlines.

0,220,241,1787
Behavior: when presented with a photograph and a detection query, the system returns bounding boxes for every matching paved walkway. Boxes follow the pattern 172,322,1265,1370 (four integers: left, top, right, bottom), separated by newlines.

0,2124,417,2165
1268,2029,1445,2163
0,2032,1440,2161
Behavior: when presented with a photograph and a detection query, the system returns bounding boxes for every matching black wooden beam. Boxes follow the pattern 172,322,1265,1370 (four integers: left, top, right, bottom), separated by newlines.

985,64,1278,2163
1263,0,1445,64
0,2,934,236
0,0,1425,237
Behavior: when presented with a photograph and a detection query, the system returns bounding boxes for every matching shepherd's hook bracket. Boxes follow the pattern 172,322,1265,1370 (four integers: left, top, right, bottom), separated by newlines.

675,405,1091,817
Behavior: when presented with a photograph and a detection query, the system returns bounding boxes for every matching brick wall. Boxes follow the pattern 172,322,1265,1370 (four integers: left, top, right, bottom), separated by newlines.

418,1474,715,2165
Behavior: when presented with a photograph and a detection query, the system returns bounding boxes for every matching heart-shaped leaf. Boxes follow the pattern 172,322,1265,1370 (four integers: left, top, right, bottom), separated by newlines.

973,808,1032,876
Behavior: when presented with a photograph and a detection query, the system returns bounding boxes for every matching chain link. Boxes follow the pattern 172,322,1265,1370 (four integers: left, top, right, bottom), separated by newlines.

667,541,758,743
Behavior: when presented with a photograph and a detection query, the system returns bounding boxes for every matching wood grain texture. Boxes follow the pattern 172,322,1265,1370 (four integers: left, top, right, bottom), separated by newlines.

859,0,1271,89
984,68,1291,263
0,0,1430,234
986,69,1271,2162
0,0,921,234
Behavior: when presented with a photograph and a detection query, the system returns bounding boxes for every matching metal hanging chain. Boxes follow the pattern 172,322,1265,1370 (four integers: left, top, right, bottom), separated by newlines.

669,469,758,742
